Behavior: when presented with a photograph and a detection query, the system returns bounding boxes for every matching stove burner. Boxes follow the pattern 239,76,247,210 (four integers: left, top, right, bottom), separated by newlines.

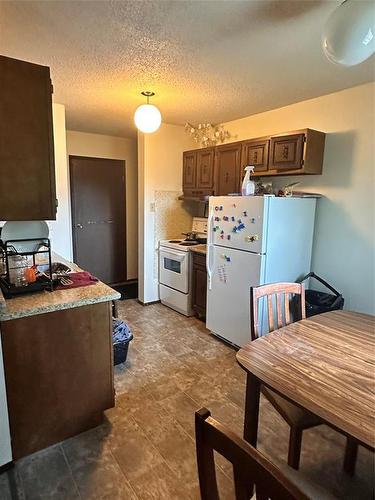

169,240,182,243
179,242,199,246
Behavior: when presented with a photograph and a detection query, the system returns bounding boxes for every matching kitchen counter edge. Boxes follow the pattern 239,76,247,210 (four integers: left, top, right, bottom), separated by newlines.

190,245,207,255
0,253,120,322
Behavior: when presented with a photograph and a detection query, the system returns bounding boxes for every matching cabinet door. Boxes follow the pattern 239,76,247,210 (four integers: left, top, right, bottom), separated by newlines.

196,148,214,190
241,139,269,173
192,256,207,319
269,134,305,170
0,55,56,220
215,143,242,195
182,151,197,190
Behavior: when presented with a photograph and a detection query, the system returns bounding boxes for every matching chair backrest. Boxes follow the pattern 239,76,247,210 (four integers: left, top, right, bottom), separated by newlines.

250,282,306,340
195,408,308,500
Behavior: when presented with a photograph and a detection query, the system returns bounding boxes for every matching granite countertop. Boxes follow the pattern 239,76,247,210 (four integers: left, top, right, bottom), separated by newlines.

0,253,120,322
190,244,207,255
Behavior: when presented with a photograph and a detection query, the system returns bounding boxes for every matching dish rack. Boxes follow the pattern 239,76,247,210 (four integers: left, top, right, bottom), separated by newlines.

0,238,53,298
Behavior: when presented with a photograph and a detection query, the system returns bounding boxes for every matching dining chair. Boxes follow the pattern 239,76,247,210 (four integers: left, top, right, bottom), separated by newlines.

195,407,308,500
250,283,360,474
250,282,323,470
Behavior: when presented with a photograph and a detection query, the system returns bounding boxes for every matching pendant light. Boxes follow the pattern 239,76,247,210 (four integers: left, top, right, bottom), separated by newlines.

322,0,375,66
134,91,162,133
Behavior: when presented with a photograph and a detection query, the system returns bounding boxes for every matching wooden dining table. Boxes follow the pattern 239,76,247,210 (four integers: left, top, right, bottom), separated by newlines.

236,310,375,456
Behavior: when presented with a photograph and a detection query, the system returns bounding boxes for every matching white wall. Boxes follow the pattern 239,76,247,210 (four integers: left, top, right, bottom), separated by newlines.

47,103,73,260
66,131,138,280
219,82,375,314
138,123,196,303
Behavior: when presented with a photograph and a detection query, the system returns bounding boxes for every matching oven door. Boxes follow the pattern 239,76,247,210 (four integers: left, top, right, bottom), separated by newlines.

159,248,189,293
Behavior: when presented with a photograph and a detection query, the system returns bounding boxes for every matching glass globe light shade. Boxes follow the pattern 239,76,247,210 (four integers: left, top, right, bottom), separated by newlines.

322,0,375,66
134,103,161,133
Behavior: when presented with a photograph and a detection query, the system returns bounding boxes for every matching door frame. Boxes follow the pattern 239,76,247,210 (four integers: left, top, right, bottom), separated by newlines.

69,155,127,284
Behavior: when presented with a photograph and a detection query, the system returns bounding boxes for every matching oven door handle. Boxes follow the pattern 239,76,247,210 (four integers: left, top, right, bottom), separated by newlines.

160,250,187,262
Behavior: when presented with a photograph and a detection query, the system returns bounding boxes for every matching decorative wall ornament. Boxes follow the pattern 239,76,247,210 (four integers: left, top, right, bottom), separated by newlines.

184,122,233,148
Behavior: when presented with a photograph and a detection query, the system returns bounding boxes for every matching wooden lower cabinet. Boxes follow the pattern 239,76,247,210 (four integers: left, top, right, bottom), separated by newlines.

192,252,207,320
1,302,114,459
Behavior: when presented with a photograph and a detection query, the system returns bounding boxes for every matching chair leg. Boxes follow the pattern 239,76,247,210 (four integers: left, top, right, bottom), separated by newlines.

288,426,303,470
343,437,358,476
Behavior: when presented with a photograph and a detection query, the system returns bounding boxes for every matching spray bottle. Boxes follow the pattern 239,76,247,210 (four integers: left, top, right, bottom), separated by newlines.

241,166,255,196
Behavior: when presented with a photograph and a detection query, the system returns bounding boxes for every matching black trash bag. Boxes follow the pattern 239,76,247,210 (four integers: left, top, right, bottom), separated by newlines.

298,272,344,318
112,319,133,366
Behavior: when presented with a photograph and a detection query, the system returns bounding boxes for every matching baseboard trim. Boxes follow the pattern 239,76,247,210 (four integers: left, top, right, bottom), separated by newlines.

137,299,161,306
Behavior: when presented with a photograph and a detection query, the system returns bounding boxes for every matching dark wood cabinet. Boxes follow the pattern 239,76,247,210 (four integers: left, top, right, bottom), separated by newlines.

214,142,242,195
1,302,114,459
181,129,325,196
196,148,214,190
0,55,56,220
241,139,270,173
182,151,196,189
269,133,305,171
182,147,214,196
192,252,207,320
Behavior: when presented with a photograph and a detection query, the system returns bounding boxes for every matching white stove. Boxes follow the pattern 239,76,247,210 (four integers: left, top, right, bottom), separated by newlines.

158,239,202,252
159,217,207,316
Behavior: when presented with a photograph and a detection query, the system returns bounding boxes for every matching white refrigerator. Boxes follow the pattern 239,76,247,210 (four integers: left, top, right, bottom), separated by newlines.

206,195,317,347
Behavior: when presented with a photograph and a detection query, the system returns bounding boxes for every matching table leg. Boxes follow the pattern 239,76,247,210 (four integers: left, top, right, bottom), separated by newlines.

343,437,358,476
243,372,261,446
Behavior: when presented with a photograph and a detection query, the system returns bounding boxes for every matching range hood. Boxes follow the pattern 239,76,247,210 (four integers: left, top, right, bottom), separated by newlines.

178,193,209,202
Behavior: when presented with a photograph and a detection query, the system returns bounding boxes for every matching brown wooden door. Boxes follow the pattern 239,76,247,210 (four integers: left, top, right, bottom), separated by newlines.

241,139,269,173
196,148,214,190
215,143,242,195
70,156,126,284
182,151,197,190
0,55,56,220
269,134,305,170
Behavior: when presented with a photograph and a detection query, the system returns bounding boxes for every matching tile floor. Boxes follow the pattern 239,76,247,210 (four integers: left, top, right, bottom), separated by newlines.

0,300,373,499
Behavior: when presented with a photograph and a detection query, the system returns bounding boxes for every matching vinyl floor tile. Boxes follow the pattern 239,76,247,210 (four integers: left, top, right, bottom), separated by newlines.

3,300,373,500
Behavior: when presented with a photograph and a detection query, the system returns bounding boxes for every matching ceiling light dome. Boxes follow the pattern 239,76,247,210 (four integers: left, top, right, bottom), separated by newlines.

322,0,375,66
134,91,161,133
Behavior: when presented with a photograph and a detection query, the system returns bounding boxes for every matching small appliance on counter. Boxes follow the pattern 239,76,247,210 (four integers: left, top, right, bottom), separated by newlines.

159,217,207,316
0,221,53,298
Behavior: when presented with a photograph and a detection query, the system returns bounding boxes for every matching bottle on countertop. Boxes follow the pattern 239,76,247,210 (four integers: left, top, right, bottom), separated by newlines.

241,165,255,196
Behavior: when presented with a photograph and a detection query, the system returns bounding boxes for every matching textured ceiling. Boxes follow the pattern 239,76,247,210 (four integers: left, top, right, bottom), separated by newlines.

1,0,374,138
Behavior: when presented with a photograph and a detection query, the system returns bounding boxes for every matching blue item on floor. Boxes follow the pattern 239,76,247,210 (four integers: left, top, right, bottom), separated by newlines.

112,318,133,365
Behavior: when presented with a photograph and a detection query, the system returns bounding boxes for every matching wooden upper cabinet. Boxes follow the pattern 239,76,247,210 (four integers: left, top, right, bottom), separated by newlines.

269,133,305,171
215,143,242,195
196,148,214,190
182,151,196,189
182,147,214,195
241,139,270,173
181,129,325,192
0,55,56,220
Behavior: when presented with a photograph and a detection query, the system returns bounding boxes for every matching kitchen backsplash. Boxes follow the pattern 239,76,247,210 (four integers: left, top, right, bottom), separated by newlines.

153,191,196,279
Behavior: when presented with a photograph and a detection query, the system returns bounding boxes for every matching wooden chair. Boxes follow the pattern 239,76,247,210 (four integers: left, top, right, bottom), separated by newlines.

195,407,308,500
250,283,359,474
250,283,323,470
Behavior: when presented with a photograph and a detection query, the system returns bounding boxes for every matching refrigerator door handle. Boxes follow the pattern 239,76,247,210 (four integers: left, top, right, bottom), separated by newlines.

206,208,215,290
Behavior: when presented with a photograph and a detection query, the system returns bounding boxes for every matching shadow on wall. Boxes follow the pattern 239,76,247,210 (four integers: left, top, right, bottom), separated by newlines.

310,131,374,313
